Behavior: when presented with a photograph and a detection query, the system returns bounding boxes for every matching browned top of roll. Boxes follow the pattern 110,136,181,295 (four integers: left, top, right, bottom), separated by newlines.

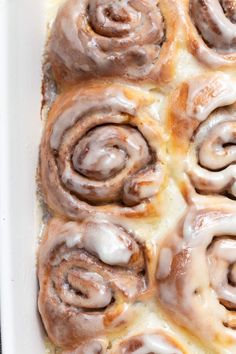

48,0,179,85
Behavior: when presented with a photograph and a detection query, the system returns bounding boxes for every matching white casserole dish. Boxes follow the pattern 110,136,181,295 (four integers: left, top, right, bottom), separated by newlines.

1,1,232,354
0,0,46,353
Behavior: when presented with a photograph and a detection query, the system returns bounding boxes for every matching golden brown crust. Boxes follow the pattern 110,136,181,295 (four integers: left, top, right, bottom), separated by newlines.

40,82,168,220
61,330,188,353
38,0,236,352
38,217,148,350
62,339,108,354
111,331,187,354
180,0,236,68
48,0,180,87
156,200,236,352
167,72,236,201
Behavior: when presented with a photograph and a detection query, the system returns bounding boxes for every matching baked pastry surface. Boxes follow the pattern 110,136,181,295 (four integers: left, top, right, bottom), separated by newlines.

48,0,179,86
40,83,167,219
157,197,236,352
38,0,236,353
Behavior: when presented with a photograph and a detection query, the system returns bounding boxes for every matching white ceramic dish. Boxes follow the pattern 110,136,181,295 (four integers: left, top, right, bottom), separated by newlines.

0,0,46,353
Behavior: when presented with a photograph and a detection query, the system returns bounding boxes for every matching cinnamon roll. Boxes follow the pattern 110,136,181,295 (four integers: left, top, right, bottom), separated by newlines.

62,339,108,354
186,0,236,67
38,217,146,350
113,331,186,354
48,0,178,85
168,73,236,200
40,83,166,219
157,203,236,351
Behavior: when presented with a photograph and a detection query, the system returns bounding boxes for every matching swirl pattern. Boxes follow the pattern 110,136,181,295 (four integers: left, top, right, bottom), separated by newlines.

49,0,178,84
38,217,146,350
191,0,236,52
221,0,236,22
63,339,108,354
169,73,236,200
113,332,186,354
156,203,236,351
184,0,236,67
37,1,236,351
40,83,166,219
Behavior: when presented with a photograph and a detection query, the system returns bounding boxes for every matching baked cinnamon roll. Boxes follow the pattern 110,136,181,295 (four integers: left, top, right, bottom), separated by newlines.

113,331,186,354
62,338,108,354
168,73,236,200
48,0,178,85
40,83,166,219
186,0,236,67
38,217,146,350
157,203,236,351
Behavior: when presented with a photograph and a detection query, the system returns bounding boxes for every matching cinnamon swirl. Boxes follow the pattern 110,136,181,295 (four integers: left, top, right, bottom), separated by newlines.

186,0,236,67
113,331,186,354
168,72,236,200
40,83,167,219
157,201,236,351
37,1,236,352
48,0,179,85
38,217,146,350
62,339,108,354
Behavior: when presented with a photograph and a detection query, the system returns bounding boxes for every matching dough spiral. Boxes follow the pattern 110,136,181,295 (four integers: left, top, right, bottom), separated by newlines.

113,331,186,354
62,339,108,354
157,203,236,351
184,0,236,67
38,217,146,350
169,73,236,200
40,83,166,219
48,0,178,85
62,331,186,353
191,0,236,52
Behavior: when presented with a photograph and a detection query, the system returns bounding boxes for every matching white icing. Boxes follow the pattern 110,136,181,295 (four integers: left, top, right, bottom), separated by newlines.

63,340,104,354
41,218,141,267
191,0,236,53
141,334,182,354
65,231,82,248
61,124,152,205
58,269,112,308
49,0,165,82
73,136,126,180
208,238,236,307
187,150,236,196
38,217,145,349
184,74,236,198
50,90,136,150
183,209,236,247
187,105,236,197
123,165,164,206
120,334,183,354
41,84,166,218
186,73,236,122
158,207,236,350
156,248,173,280
84,221,134,266
221,0,236,23
197,120,236,170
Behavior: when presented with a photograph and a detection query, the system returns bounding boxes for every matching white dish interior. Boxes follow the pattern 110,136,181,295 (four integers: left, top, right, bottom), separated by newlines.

0,0,46,353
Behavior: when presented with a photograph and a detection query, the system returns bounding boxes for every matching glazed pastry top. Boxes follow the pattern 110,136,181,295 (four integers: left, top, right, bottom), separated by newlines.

48,0,180,85
39,1,236,354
